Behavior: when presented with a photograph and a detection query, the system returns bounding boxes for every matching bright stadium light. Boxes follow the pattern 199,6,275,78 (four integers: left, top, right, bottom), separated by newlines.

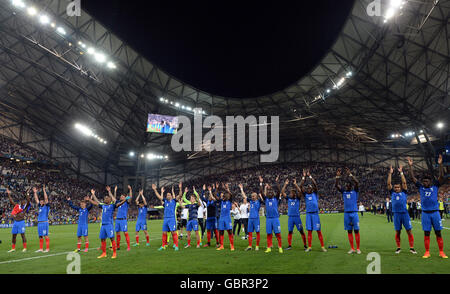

94,52,106,63
12,0,26,8
56,27,66,35
74,123,93,137
437,122,444,129
106,62,116,69
87,47,95,55
27,6,37,16
129,151,135,157
39,15,50,25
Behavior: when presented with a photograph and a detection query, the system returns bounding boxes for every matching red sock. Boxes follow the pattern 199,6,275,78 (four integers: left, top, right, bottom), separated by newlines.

267,234,273,248
407,233,414,248
101,240,106,254
215,229,219,243
39,238,43,250
124,232,130,248
12,244,16,250
248,232,253,246
354,232,360,250
207,231,211,244
85,242,89,249
23,242,27,249
229,232,234,247
437,236,444,252
307,231,312,247
256,232,260,246
146,235,149,244
301,233,307,247
136,235,140,244
172,232,179,247
348,232,354,249
317,231,324,247
275,233,282,248
197,237,200,246
424,235,430,252
45,237,49,250
111,240,117,255
77,242,81,250
220,234,224,246
288,233,293,246
162,232,167,247
117,234,121,248
188,239,191,246
395,232,401,248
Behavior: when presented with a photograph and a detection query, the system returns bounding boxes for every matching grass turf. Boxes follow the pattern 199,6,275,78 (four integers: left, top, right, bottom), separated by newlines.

0,213,448,274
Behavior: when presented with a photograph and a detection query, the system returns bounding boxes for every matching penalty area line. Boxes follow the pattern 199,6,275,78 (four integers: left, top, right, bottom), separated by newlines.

0,251,72,265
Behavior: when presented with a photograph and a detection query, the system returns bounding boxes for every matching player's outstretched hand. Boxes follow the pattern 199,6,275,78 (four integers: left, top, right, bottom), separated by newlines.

258,176,263,183
106,186,110,192
90,189,95,195
152,184,157,190
185,187,189,193
238,183,243,189
32,187,37,193
407,157,413,166
336,168,342,177
285,179,289,185
66,196,71,201
397,165,403,173
438,154,443,164
389,165,394,174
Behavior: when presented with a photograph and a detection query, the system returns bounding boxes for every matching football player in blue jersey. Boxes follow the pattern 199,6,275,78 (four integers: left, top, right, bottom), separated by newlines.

281,178,307,250
134,189,150,247
295,169,327,252
153,182,182,251
33,185,50,253
7,187,30,253
113,185,132,251
408,155,447,258
180,186,203,248
66,194,93,252
387,165,416,254
214,183,235,251
335,167,361,254
259,176,283,253
239,183,263,251
88,189,128,259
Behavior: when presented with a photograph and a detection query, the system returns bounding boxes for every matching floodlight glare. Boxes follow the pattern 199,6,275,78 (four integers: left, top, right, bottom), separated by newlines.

129,152,135,157
12,0,25,8
39,15,50,24
87,47,95,55
437,122,444,129
106,62,116,69
56,27,66,35
94,53,106,63
27,6,37,16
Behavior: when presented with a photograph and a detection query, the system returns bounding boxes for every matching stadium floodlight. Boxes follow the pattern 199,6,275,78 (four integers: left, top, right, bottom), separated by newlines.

326,89,331,93
186,106,192,111
346,71,352,77
129,151,135,157
164,155,168,159
94,52,106,63
175,102,180,107
140,154,144,158
56,27,66,35
39,15,50,25
50,22,56,28
87,47,95,55
103,141,107,144
106,62,116,69
437,122,444,129
12,0,26,8
74,123,93,137
27,6,37,16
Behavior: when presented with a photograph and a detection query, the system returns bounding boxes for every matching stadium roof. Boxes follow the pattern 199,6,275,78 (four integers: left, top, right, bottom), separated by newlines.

0,0,448,184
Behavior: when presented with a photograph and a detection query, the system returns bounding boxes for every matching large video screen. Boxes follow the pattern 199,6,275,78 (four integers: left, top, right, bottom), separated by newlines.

146,114,178,134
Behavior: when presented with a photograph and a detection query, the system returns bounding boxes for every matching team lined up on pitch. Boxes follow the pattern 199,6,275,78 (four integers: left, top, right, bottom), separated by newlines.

4,155,447,259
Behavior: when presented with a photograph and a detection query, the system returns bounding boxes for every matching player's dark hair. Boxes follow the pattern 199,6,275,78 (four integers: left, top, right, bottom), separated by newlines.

422,174,432,180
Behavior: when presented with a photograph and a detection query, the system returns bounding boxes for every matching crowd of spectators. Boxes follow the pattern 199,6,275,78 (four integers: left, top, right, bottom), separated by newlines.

0,135,448,227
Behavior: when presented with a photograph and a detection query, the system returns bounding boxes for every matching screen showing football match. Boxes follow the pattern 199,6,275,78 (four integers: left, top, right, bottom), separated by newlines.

146,113,178,134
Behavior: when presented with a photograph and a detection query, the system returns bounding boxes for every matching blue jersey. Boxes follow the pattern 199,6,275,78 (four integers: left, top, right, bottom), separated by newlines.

163,199,177,219
186,203,199,220
220,200,231,219
116,201,129,219
37,204,50,222
287,198,300,217
137,206,148,222
416,181,440,211
67,201,92,225
340,189,358,212
305,192,319,213
249,200,261,219
265,197,280,218
391,190,408,213
99,203,116,225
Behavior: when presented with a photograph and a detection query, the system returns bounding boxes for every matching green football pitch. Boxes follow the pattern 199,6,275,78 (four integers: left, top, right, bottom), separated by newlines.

0,213,448,274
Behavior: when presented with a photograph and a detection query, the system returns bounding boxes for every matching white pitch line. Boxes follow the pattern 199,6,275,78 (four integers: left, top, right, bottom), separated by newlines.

0,251,72,265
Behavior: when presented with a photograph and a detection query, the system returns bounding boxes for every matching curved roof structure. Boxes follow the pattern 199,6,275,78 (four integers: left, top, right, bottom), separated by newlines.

0,0,448,184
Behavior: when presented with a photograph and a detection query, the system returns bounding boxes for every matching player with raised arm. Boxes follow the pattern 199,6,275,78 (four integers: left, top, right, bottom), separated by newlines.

88,189,127,259
240,183,263,251
408,155,447,259
112,185,132,251
259,176,283,254
66,194,93,252
281,178,307,250
200,185,220,248
295,169,327,253
335,167,361,254
153,182,182,251
7,187,30,252
34,185,50,253
215,183,235,251
134,189,150,247
387,165,416,254
181,186,203,248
